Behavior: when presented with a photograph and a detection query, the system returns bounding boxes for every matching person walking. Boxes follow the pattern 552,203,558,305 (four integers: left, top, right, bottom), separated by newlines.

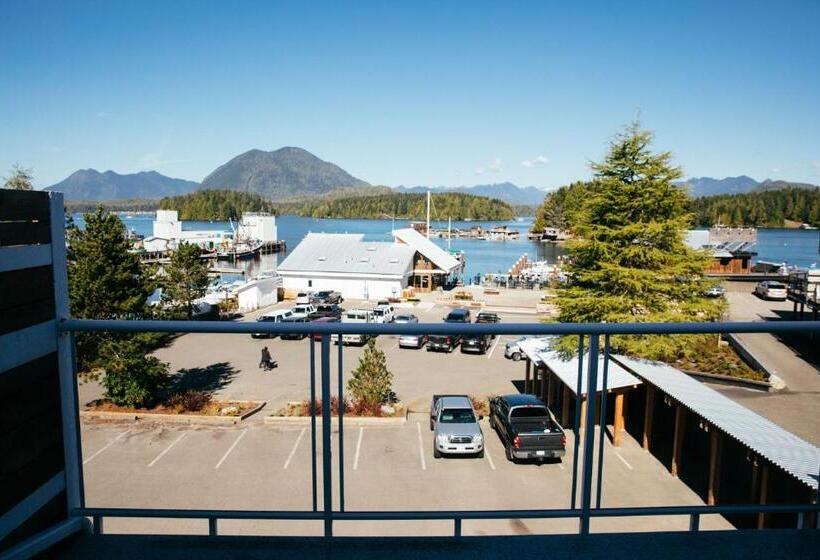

259,346,273,370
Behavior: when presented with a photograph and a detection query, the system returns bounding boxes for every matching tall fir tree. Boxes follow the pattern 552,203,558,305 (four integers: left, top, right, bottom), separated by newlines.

162,242,210,319
555,124,724,361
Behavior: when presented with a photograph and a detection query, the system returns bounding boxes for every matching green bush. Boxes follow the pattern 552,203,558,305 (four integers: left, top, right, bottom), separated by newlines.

100,339,169,409
347,339,393,406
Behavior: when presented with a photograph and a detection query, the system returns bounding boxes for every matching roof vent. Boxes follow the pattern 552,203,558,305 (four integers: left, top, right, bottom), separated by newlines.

389,258,399,263
359,256,369,262
367,246,377,251
317,256,327,261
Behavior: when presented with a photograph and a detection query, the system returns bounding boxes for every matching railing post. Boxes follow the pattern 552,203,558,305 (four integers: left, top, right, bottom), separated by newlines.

208,518,218,536
579,334,600,535
321,337,333,538
689,513,700,532
571,335,584,510
338,337,345,513
595,334,610,508
92,515,102,535
310,340,318,513
454,517,462,538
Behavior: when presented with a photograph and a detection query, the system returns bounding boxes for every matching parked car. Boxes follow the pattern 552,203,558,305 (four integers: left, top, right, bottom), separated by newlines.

310,316,340,342
313,304,344,319
399,333,428,349
755,281,787,301
430,395,484,458
372,303,395,324
504,336,540,361
251,309,292,338
705,285,726,298
489,394,565,462
279,316,309,340
314,290,343,304
475,311,500,324
461,333,492,354
428,307,471,352
295,291,314,305
394,314,418,324
290,303,317,319
339,309,373,345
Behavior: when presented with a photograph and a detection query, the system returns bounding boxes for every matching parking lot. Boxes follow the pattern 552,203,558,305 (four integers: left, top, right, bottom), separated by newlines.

81,413,732,536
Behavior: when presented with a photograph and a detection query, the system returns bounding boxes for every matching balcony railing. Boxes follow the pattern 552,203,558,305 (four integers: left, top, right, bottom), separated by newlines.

58,318,820,538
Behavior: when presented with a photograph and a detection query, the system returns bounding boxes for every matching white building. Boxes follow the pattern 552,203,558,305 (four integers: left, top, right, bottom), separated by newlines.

277,233,415,300
237,213,277,243
143,210,231,252
235,275,282,312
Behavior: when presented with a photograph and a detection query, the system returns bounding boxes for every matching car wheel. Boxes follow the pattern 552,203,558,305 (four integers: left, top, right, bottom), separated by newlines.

429,419,434,431
511,352,522,362
433,447,442,459
505,445,514,462
477,449,485,459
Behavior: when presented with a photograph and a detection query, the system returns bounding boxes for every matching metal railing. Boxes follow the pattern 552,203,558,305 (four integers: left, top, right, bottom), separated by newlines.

60,318,820,537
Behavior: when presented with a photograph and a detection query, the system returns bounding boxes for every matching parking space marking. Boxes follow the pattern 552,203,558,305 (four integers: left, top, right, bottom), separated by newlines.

484,445,496,470
353,427,364,470
215,428,248,469
613,448,633,470
83,429,130,465
283,427,306,469
148,432,187,467
487,336,501,359
416,422,427,470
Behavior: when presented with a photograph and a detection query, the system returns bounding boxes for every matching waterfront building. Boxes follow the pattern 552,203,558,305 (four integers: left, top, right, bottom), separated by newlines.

686,227,758,274
143,210,232,253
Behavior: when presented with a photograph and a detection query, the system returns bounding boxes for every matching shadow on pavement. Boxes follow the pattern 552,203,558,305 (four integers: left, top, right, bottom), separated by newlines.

170,362,238,395
764,310,820,368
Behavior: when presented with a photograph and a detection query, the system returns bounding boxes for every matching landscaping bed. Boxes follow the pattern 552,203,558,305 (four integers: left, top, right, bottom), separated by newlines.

83,394,266,425
267,399,407,426
672,340,766,382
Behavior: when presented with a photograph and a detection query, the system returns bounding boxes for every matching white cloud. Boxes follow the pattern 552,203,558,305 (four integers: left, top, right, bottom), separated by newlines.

488,158,502,173
474,167,485,175
522,155,549,168
769,167,781,173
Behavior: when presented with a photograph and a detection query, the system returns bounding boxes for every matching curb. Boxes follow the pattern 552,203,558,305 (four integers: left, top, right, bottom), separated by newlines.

265,410,407,427
80,401,267,426
683,370,771,391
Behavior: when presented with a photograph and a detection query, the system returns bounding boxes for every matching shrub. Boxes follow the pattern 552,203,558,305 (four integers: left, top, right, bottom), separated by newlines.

167,390,212,413
100,338,169,409
347,338,393,406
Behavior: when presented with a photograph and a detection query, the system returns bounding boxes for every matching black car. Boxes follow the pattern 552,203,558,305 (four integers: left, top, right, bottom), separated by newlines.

475,311,500,339
461,333,491,354
279,316,309,340
428,307,471,352
313,304,344,319
489,394,566,462
314,290,343,304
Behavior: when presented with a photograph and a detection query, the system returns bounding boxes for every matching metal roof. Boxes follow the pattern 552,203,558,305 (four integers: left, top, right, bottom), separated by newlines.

613,355,820,490
277,233,414,278
518,337,642,396
392,228,460,273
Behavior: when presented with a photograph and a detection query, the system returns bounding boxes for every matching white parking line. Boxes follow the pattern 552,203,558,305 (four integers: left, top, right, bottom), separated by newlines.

215,429,248,469
83,429,130,465
353,427,364,470
416,422,427,470
487,336,501,359
283,427,306,469
148,432,187,467
613,448,633,470
484,445,496,470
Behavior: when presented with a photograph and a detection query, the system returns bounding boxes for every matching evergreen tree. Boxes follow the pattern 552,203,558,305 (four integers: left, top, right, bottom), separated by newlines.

555,124,723,361
162,242,210,319
347,339,393,406
2,163,34,190
98,336,169,408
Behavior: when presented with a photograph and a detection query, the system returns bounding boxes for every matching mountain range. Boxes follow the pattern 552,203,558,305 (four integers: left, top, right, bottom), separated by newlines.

394,182,548,206
680,176,819,197
45,169,199,200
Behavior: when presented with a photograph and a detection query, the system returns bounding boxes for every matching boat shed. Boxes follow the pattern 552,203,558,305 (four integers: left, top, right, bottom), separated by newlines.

276,233,415,301
392,228,463,292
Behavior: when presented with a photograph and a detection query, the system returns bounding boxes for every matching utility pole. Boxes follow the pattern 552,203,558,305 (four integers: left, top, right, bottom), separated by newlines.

426,191,431,239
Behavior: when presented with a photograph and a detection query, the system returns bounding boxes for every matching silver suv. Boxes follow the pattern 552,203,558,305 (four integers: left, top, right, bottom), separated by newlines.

430,395,484,458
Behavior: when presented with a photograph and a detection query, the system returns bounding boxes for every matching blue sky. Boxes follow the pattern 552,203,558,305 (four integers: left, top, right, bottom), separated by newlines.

1,0,819,190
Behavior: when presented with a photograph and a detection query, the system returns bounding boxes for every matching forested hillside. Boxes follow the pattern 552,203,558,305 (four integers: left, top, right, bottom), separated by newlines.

158,190,276,220
690,187,820,227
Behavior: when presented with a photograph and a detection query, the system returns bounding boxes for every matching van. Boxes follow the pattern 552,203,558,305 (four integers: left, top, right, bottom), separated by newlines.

339,309,374,345
251,309,293,338
372,303,395,324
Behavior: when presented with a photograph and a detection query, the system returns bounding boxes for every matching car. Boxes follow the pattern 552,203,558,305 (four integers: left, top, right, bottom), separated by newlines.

428,308,471,352
398,333,428,349
309,316,340,342
295,292,314,305
250,309,293,338
755,281,787,301
314,290,343,304
475,311,501,339
705,285,725,298
489,394,566,462
394,314,418,324
372,303,395,324
313,304,344,319
460,333,492,354
504,336,540,361
290,303,317,319
339,309,374,345
430,395,484,458
279,316,310,340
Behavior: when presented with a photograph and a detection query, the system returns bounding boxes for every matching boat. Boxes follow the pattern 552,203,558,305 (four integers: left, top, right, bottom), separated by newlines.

216,241,263,260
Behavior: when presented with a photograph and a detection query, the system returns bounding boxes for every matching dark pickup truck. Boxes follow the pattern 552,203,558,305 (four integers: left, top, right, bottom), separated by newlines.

460,333,492,354
489,394,566,462
428,308,471,353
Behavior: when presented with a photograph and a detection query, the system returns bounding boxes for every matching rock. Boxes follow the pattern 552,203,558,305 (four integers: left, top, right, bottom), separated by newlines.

220,406,239,416
380,405,395,415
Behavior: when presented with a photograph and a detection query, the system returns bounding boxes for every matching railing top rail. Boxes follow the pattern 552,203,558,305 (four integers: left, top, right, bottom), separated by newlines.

60,318,820,336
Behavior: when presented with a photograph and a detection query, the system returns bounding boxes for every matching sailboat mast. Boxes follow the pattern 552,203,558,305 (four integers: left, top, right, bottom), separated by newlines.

448,216,451,249
426,190,431,239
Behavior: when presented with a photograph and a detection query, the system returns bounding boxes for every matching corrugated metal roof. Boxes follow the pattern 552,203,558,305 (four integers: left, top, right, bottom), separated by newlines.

613,355,820,490
277,233,414,278
392,228,460,272
517,337,642,396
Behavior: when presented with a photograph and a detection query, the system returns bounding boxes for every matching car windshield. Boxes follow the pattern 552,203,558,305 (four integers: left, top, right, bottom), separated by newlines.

768,283,785,289
439,408,475,423
511,406,549,418
373,309,385,316
395,315,412,322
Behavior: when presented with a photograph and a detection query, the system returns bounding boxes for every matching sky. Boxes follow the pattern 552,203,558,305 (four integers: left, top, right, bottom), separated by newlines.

1,0,819,190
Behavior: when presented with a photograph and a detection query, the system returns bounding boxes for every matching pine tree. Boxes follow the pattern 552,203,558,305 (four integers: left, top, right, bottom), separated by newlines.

555,124,724,361
162,242,210,319
2,163,34,190
347,339,393,406
98,336,169,408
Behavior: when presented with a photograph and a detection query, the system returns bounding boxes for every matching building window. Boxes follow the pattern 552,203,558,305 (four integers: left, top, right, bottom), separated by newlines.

308,280,312,287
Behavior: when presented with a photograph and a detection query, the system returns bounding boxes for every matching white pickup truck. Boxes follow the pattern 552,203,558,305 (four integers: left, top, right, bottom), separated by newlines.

429,395,484,459
339,309,373,345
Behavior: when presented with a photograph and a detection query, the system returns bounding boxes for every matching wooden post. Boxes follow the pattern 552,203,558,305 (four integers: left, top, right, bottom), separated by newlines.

562,386,571,427
545,370,553,407
525,360,531,394
579,397,587,432
758,465,770,529
707,429,722,506
612,392,625,447
671,405,686,477
642,386,655,451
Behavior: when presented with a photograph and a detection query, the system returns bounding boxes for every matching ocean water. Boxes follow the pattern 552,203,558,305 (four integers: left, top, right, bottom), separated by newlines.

72,213,820,279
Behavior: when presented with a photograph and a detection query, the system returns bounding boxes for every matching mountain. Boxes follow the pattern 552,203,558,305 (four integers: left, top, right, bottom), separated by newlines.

45,169,200,200
200,147,370,199
681,176,819,197
394,182,548,206
755,179,819,192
